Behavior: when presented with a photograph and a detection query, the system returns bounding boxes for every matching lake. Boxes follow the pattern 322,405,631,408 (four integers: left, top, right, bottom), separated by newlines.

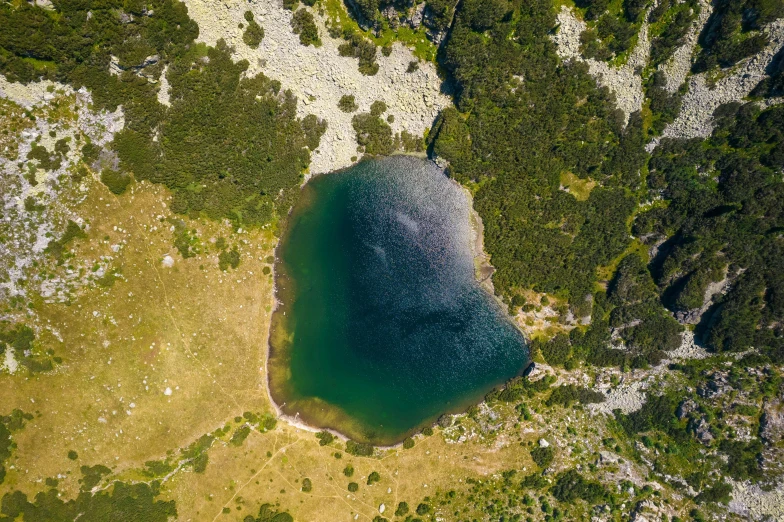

268,156,527,445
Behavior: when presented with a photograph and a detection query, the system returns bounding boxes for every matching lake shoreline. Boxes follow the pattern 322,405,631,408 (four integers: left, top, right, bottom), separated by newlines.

265,155,528,447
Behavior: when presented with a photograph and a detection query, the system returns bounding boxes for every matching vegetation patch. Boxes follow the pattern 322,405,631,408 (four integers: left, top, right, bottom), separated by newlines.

291,9,321,47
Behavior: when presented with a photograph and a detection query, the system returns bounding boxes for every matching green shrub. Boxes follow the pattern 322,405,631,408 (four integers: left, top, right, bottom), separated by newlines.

100,169,132,195
338,31,378,75
520,473,548,489
79,465,112,491
229,425,251,446
291,9,320,47
394,501,409,516
192,453,208,473
720,439,763,481
347,482,359,492
259,414,277,432
316,431,335,446
345,440,374,456
219,248,240,271
529,446,554,469
694,482,732,504
243,17,265,48
551,469,609,503
546,385,605,407
45,221,87,263
370,100,387,116
338,95,358,112
352,111,396,155
81,142,101,164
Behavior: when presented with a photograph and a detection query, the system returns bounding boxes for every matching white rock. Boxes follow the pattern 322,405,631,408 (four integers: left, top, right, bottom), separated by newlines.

163,387,172,396
162,255,174,267
379,504,385,514
539,438,550,448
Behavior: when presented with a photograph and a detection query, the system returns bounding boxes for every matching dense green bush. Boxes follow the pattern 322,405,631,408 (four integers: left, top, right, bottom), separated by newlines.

291,9,320,47
432,0,638,311
352,110,396,155
720,439,763,481
229,425,251,446
551,469,609,503
219,248,240,271
533,333,571,367
338,30,379,75
694,482,732,504
346,440,374,456
529,446,554,468
1,481,177,520
100,169,132,195
546,385,605,407
243,11,265,48
338,94,358,112
646,71,685,135
636,102,784,359
0,0,322,229
247,503,294,522
316,431,335,445
649,0,699,65
692,0,782,72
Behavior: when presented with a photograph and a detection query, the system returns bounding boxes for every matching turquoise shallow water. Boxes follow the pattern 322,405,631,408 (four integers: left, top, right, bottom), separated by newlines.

269,156,527,444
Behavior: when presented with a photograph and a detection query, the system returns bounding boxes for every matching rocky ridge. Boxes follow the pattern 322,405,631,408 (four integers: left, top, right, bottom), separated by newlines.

658,0,712,93
552,3,784,142
663,18,784,140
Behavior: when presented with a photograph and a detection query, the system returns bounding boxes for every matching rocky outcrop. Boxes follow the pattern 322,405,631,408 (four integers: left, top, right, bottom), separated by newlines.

697,371,730,399
692,416,714,445
676,398,697,420
674,270,729,325
184,0,450,175
761,398,784,444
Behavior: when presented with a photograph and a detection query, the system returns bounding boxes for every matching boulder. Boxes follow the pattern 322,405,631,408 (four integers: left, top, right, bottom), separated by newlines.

676,398,696,420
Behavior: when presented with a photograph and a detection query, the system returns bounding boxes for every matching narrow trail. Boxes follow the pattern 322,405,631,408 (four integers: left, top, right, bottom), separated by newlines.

210,434,303,522
107,181,243,413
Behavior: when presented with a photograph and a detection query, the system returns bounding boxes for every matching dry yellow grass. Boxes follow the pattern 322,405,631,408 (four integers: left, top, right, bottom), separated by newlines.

0,177,276,499
1,174,551,521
